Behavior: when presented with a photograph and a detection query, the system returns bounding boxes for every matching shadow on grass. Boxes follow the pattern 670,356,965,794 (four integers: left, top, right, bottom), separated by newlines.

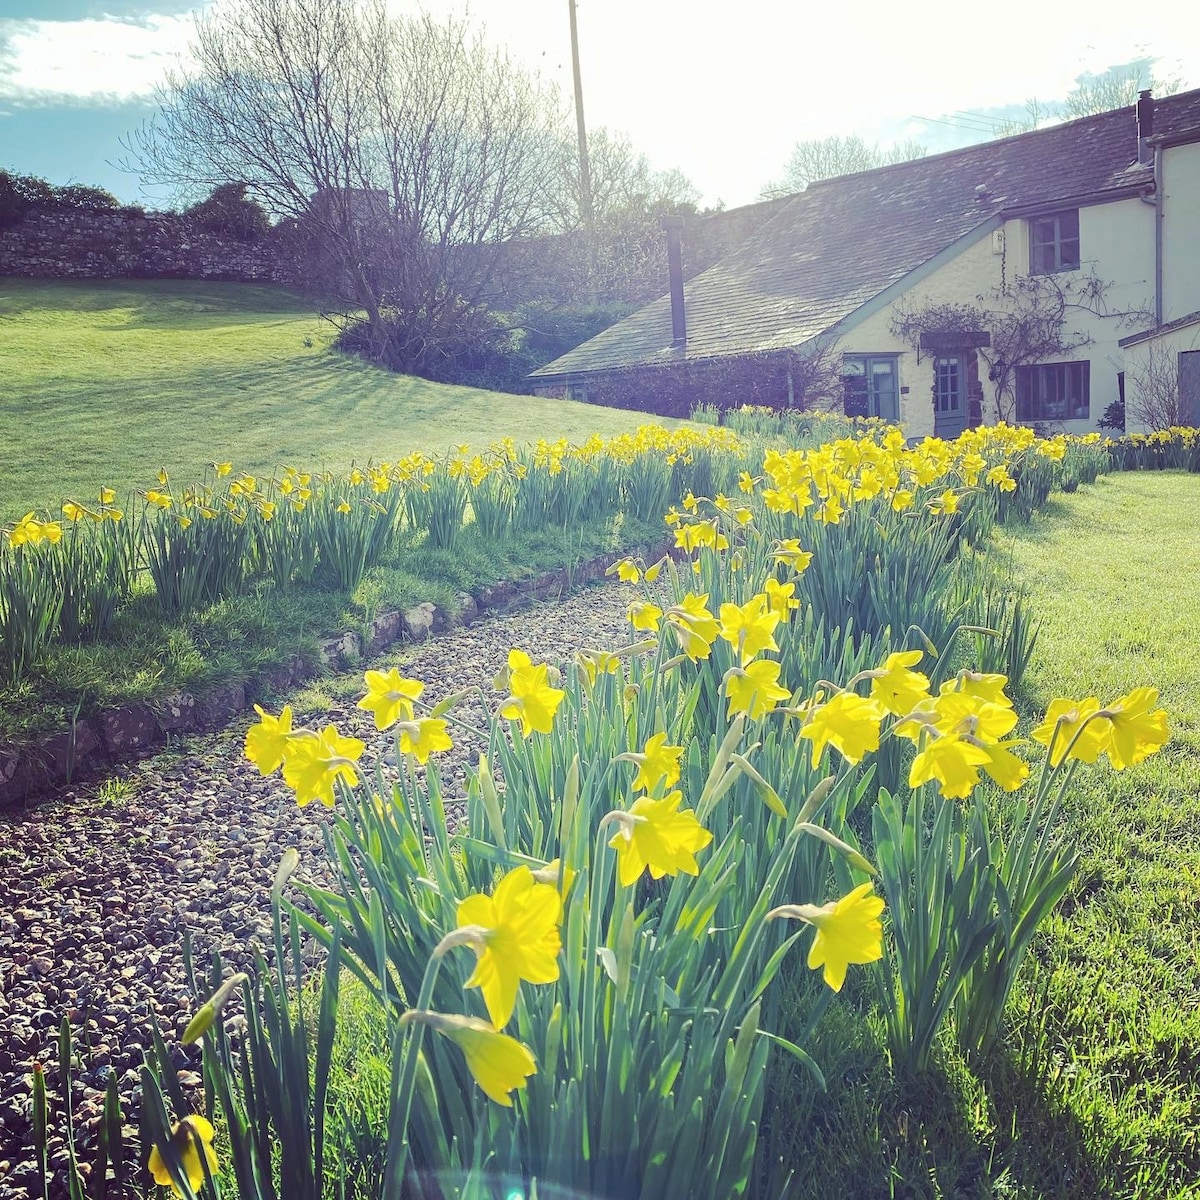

755,973,1112,1200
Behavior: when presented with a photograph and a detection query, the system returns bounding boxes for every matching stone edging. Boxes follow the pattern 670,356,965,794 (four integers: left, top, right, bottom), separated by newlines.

0,542,670,810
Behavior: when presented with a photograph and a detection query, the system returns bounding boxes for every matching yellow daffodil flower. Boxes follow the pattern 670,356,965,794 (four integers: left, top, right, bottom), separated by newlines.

764,577,800,619
499,649,566,737
147,1114,219,1195
244,705,294,775
909,732,992,799
357,668,424,730
615,559,641,583
799,691,885,767
401,1011,537,1106
977,739,1030,791
772,539,813,573
726,659,791,720
1030,697,1109,767
576,649,622,687
605,790,713,887
868,650,931,716
628,601,663,632
281,725,364,807
455,865,563,1028
621,731,684,793
940,671,1012,708
718,594,781,665
665,593,719,661
1098,687,1169,769
768,882,885,993
397,717,453,764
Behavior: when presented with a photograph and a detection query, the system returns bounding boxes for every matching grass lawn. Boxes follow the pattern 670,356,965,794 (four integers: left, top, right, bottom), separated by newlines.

989,470,1200,1198
0,277,672,521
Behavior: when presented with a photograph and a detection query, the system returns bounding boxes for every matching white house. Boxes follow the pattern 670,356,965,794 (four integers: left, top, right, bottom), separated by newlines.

530,89,1200,435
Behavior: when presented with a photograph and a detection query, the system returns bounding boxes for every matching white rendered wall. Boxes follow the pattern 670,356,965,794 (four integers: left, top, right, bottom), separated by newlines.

1162,141,1200,324
830,196,1155,435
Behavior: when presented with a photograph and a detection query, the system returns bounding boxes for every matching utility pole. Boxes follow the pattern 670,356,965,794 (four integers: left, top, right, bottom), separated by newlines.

568,0,594,229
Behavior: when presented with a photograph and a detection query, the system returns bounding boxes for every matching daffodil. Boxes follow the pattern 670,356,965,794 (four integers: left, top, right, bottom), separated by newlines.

606,790,713,887
397,717,453,764
147,1114,219,1195
764,577,800,619
281,725,364,807
768,882,885,993
772,538,813,572
940,671,1012,707
576,649,622,687
868,650,931,716
499,649,566,737
726,659,791,720
1099,687,1169,769
402,1011,537,1106
718,594,781,664
799,691,885,767
357,668,424,730
454,865,563,1027
621,731,684,793
665,593,719,661
628,601,663,632
909,732,991,799
1030,697,1109,767
244,705,294,775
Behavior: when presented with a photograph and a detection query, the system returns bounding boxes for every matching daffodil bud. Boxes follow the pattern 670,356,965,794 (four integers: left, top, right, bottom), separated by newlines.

796,776,836,824
182,972,249,1044
272,848,300,901
430,688,470,719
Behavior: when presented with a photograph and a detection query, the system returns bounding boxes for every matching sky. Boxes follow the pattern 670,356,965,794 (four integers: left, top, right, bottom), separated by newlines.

1,0,1197,210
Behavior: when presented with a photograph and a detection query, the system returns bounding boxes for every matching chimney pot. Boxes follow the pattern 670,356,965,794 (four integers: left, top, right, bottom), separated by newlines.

1137,89,1155,165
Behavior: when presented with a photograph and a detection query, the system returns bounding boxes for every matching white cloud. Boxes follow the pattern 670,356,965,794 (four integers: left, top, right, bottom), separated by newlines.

0,12,195,105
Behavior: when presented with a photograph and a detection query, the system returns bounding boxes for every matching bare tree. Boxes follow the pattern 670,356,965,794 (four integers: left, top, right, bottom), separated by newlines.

127,0,565,375
1127,342,1184,430
1063,58,1182,119
540,126,700,235
760,134,927,198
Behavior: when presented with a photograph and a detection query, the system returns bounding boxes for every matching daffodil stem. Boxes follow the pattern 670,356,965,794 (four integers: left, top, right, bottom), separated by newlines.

382,955,444,1200
580,821,616,1113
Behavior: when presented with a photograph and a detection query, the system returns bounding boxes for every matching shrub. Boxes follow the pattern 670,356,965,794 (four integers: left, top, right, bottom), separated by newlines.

184,182,272,242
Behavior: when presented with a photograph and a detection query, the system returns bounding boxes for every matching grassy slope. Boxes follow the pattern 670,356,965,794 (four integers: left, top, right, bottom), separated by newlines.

0,278,671,520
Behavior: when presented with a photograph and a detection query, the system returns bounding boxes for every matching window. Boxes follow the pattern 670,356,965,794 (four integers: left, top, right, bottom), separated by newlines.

842,355,899,420
1030,209,1080,273
1016,361,1090,422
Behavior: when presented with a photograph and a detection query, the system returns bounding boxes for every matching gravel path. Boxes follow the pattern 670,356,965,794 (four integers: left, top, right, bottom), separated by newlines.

0,580,639,1197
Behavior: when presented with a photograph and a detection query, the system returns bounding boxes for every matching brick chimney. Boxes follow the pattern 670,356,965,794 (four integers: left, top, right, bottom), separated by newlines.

663,215,687,348
1137,89,1155,165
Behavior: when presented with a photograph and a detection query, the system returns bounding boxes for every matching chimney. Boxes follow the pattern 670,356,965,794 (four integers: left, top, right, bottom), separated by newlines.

663,215,686,347
1137,89,1155,165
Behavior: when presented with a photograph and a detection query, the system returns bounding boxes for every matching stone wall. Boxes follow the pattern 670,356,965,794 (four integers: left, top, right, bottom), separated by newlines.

0,209,301,283
0,194,792,303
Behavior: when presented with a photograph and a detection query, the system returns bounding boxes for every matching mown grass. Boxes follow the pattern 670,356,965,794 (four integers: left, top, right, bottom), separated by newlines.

0,512,660,746
0,277,676,520
761,470,1200,1199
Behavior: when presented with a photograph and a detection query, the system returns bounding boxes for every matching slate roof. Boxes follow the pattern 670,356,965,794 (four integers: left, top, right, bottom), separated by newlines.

532,89,1200,380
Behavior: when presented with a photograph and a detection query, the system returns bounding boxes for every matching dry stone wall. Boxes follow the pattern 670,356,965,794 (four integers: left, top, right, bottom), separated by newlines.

0,209,302,283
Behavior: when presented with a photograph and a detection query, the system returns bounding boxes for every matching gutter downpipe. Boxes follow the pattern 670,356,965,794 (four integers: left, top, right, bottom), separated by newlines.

1154,144,1164,326
1139,147,1163,325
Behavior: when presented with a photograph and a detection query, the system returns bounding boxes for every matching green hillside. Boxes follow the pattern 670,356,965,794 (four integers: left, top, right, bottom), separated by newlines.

0,278,661,519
